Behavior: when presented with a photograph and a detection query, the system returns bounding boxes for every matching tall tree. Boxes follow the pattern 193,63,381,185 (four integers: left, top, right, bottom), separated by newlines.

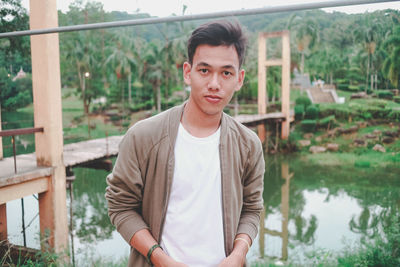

143,42,163,112
353,15,384,91
105,29,138,105
59,1,106,115
288,15,319,74
382,25,400,88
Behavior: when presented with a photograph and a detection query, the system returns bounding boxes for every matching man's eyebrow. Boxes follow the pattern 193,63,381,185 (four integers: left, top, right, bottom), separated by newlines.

221,65,236,70
195,62,236,70
196,62,211,67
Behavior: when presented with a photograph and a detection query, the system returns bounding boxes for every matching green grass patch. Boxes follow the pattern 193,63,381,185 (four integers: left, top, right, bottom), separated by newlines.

302,150,400,168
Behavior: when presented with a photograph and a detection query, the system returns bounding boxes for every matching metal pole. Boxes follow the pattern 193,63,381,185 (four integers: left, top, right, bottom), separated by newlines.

69,181,75,267
0,0,397,38
106,131,109,158
11,136,17,173
21,198,26,247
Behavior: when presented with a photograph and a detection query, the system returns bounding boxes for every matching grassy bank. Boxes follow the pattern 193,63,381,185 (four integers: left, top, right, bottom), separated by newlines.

288,89,400,169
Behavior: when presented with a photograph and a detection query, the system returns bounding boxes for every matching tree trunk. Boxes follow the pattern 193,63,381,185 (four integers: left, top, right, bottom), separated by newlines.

366,53,370,92
80,72,87,114
157,84,161,113
128,74,132,105
165,74,169,99
370,74,373,92
330,72,333,85
300,52,305,74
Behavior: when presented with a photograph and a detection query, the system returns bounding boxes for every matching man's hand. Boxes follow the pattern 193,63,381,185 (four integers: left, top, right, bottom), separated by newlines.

218,233,251,267
218,251,245,267
151,248,189,267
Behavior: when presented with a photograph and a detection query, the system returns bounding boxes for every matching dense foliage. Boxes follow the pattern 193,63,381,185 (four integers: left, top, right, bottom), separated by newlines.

1,0,400,112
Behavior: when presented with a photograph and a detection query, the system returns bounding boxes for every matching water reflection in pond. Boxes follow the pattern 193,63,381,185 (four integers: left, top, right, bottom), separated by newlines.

249,155,400,264
5,154,400,265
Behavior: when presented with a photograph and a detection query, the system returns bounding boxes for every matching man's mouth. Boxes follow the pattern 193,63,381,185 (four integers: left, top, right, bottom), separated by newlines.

205,95,222,103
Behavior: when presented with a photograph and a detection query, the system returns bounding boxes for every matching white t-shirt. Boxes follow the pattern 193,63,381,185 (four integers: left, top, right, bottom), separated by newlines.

160,123,225,267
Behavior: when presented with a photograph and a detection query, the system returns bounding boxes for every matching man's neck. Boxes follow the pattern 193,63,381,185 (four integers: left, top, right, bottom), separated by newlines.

181,101,222,138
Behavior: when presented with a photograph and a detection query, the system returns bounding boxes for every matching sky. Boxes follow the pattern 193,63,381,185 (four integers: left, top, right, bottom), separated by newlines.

21,0,400,17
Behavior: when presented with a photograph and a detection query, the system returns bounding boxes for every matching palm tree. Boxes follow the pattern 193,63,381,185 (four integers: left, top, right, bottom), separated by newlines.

383,26,400,88
288,15,319,74
352,15,384,91
64,32,96,115
105,29,138,105
143,42,164,112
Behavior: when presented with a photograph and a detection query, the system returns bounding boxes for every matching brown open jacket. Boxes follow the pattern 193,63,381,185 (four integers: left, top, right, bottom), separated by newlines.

105,103,265,266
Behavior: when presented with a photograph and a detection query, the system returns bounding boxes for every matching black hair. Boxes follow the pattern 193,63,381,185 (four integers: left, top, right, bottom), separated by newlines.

187,20,247,68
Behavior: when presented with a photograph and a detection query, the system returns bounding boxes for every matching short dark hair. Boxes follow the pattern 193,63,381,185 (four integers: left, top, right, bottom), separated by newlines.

187,20,247,68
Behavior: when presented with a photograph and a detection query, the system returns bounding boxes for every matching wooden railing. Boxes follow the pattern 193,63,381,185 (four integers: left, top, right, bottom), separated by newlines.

0,127,43,174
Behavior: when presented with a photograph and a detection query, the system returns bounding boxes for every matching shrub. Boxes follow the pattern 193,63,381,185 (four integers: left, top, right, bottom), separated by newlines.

361,112,372,120
318,115,335,129
295,96,312,109
377,91,394,100
348,85,361,92
388,109,400,122
129,100,154,112
301,119,317,132
294,105,304,120
305,105,319,120
337,214,400,267
354,160,371,168
394,96,400,103
337,83,349,91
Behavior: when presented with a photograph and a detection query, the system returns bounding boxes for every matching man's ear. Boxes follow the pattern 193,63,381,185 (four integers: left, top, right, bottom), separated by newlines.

183,62,192,85
235,69,245,92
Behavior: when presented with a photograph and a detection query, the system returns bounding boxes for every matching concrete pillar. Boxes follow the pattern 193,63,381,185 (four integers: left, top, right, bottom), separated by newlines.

281,31,291,140
29,0,68,254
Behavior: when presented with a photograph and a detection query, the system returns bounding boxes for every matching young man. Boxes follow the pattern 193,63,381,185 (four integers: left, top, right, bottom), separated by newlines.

106,20,265,267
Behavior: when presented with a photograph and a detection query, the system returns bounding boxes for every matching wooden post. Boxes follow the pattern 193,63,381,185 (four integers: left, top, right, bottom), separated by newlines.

259,204,266,258
258,31,291,142
29,0,68,254
0,203,7,241
281,31,291,140
257,33,267,143
258,33,267,116
281,162,293,261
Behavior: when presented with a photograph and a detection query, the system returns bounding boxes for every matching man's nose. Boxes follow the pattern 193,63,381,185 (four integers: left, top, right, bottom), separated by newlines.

207,73,220,90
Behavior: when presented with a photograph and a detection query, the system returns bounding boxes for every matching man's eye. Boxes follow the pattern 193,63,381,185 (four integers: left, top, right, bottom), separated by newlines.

223,71,232,76
200,69,208,74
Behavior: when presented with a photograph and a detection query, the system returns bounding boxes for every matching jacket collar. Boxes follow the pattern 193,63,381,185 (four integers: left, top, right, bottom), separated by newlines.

167,102,229,148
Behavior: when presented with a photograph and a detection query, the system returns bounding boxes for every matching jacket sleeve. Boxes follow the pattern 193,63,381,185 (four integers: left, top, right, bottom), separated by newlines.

105,128,149,244
237,139,265,243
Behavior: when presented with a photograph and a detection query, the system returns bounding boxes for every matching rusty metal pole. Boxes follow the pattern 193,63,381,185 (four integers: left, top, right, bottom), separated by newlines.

12,136,17,173
21,198,26,247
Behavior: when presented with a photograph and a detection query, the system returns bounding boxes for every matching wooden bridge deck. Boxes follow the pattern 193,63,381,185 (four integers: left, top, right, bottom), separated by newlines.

0,135,123,185
234,111,294,127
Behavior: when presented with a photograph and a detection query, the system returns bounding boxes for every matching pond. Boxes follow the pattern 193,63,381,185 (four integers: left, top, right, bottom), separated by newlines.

5,151,400,265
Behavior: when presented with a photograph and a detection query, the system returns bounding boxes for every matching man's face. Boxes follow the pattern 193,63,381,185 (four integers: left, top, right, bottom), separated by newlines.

183,44,245,117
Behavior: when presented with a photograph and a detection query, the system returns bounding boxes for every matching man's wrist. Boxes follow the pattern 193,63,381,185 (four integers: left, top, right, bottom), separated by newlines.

147,244,162,264
151,247,172,267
